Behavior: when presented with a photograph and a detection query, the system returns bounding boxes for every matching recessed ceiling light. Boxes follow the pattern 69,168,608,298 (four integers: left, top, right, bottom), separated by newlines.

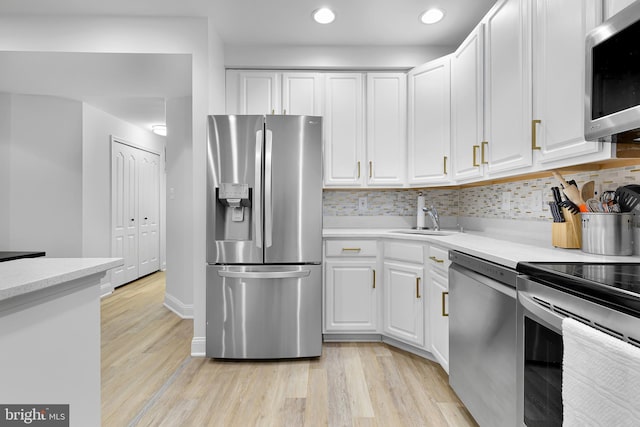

313,8,336,24
420,8,445,25
151,124,167,136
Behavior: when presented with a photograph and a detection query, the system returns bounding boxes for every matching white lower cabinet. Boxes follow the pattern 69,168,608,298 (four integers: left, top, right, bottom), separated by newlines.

383,241,426,348
427,245,451,373
324,240,379,333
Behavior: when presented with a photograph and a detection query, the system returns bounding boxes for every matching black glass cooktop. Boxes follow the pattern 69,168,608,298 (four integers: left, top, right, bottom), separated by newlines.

517,262,640,317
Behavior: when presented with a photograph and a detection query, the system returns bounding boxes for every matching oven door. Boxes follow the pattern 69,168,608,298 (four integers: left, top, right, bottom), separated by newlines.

516,277,564,427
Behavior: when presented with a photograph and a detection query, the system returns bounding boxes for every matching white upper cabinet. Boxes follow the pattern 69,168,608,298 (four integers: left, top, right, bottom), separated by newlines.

451,24,485,181
323,73,365,187
533,0,603,163
407,56,451,185
282,72,323,116
366,73,407,187
226,70,323,116
226,70,280,115
483,0,533,175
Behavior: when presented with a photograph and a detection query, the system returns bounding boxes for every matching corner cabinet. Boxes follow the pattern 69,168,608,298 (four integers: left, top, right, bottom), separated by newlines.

323,73,407,188
324,240,380,334
407,56,452,186
427,245,451,373
383,241,426,348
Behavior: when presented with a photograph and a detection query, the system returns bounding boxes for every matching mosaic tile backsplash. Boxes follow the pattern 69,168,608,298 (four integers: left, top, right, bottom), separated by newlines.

323,164,640,222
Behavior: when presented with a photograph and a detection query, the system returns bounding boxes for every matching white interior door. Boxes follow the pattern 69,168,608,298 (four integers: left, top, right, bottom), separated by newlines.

112,142,139,286
138,150,160,277
111,139,160,287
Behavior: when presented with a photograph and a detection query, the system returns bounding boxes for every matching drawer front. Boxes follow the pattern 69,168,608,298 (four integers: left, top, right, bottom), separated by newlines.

325,240,378,257
384,241,424,264
428,245,450,271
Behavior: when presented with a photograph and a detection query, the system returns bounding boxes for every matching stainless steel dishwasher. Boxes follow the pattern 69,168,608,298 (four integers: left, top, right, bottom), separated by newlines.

449,250,518,427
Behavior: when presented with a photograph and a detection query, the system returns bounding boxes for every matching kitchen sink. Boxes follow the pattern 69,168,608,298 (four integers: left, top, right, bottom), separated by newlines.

392,229,457,236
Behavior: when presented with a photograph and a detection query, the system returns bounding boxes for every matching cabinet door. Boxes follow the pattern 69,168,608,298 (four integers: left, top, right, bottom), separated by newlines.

282,72,323,116
484,0,533,175
534,0,602,163
430,270,449,373
323,73,365,187
383,261,424,347
324,259,378,332
451,25,485,181
230,70,280,115
408,57,451,185
366,73,407,187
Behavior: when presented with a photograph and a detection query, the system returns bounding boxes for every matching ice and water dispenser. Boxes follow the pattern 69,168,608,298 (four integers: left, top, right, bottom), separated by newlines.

214,183,252,241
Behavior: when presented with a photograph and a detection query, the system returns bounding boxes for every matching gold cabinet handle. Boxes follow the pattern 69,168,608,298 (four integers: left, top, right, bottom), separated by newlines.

341,247,362,252
472,145,480,167
357,161,361,178
369,161,373,179
481,141,489,164
443,156,448,175
442,291,449,317
429,256,444,264
532,119,542,150
416,277,421,299
372,269,376,289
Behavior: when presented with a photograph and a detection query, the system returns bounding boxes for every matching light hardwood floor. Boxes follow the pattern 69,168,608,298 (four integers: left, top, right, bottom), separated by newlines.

101,272,478,427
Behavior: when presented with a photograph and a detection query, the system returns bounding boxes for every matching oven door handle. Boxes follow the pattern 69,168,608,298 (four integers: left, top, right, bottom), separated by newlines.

518,291,564,331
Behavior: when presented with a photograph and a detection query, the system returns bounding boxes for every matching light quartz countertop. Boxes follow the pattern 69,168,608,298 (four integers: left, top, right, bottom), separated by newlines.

0,258,123,302
323,228,640,269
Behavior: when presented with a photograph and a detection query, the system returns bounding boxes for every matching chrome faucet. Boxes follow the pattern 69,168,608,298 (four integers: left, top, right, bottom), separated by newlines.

422,205,440,231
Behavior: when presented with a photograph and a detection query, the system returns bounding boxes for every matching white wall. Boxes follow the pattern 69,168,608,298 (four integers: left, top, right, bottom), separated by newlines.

9,94,83,256
82,103,166,293
0,15,221,356
0,93,10,246
165,96,193,317
223,45,454,70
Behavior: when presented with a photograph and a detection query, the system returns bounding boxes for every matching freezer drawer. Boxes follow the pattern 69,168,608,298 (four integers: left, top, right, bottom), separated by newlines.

206,264,322,359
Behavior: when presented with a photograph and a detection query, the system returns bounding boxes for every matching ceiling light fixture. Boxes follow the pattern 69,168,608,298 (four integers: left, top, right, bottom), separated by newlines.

151,124,167,136
420,8,445,25
313,7,336,24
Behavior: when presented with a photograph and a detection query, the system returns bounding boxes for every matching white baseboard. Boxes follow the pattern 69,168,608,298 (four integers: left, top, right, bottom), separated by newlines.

191,336,206,357
163,293,194,319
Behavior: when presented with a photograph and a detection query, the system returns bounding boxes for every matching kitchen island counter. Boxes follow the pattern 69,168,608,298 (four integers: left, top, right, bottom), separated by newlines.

0,257,122,427
323,228,640,268
0,257,122,302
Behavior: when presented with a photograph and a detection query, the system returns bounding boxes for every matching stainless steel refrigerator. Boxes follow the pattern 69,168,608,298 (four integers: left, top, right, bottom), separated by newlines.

205,115,323,359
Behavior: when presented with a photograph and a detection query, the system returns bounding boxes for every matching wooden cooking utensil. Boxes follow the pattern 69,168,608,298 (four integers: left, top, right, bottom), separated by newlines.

551,170,588,212
581,180,595,201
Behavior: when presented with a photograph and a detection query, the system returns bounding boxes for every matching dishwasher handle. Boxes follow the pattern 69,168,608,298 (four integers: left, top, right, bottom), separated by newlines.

518,290,564,331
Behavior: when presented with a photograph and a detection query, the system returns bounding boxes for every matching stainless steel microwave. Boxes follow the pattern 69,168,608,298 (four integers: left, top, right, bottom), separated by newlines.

585,1,640,143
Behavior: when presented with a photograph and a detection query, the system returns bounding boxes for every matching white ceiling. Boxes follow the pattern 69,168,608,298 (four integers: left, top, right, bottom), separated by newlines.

0,0,497,129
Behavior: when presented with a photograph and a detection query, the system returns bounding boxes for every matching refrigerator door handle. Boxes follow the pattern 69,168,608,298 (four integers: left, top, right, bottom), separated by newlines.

218,270,311,279
255,130,263,249
264,129,273,248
